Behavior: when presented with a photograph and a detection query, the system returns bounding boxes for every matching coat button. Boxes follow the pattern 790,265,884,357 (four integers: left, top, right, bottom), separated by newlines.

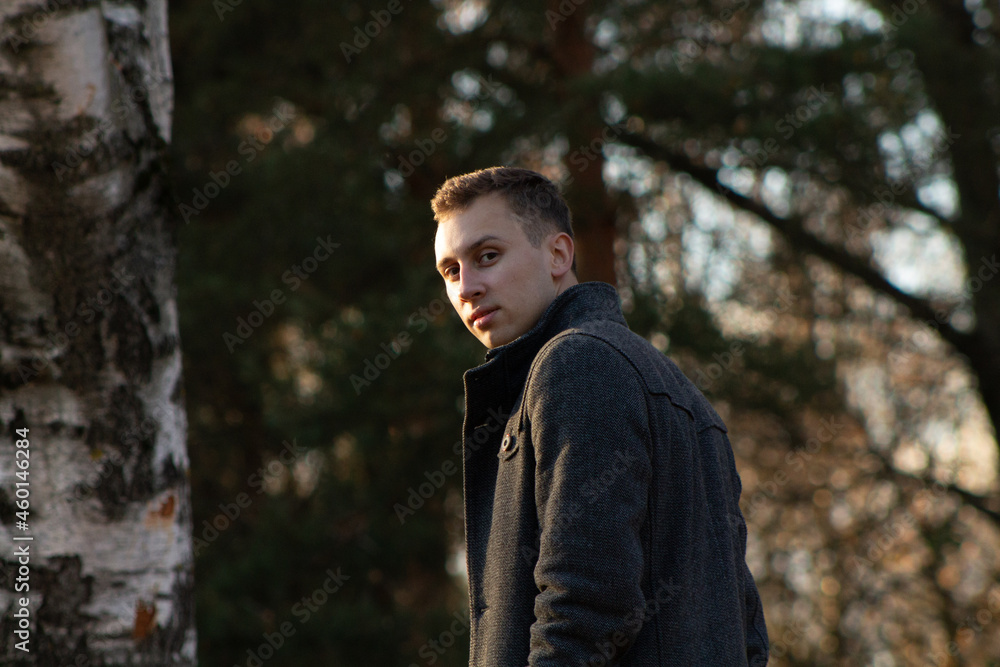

501,433,515,451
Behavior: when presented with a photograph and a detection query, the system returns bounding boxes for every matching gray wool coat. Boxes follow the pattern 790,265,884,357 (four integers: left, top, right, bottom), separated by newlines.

459,281,768,666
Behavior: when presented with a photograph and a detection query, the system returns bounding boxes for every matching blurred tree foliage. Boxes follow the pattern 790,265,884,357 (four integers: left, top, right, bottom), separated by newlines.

168,0,999,664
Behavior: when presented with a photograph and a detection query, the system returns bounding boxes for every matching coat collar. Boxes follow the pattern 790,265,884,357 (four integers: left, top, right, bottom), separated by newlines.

463,281,627,412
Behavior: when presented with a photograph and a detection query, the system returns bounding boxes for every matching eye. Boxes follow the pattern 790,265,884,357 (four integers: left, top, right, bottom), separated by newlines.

443,265,459,279
479,251,499,264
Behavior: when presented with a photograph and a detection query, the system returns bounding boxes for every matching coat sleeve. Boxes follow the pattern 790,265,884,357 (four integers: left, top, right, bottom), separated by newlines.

523,333,653,666
739,510,770,665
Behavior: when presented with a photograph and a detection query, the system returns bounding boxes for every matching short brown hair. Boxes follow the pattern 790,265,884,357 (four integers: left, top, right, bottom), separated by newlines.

431,166,576,274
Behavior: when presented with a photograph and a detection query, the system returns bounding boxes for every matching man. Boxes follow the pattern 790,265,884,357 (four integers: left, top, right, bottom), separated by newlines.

432,166,768,666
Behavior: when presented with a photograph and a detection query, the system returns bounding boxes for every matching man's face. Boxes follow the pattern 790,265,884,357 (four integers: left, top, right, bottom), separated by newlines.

434,194,560,349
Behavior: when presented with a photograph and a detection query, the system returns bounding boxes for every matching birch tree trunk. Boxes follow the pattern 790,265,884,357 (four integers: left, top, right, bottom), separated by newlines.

0,0,195,663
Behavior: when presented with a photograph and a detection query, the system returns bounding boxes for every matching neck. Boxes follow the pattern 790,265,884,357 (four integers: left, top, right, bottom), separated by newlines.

554,272,579,297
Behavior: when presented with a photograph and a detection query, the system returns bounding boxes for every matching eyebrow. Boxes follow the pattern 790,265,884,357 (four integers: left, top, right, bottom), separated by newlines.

435,234,503,273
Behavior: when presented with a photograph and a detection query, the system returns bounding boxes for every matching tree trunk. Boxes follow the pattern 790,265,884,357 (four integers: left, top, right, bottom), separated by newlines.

906,19,1000,446
0,1,195,664
546,0,619,285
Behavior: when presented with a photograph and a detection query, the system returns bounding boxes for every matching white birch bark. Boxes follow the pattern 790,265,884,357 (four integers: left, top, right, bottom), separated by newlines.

0,0,195,663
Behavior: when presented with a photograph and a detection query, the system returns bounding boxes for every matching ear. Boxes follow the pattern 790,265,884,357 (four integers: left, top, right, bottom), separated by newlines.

548,232,575,279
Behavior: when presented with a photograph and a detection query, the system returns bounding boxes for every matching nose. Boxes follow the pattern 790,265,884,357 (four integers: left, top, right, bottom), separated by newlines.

457,265,484,302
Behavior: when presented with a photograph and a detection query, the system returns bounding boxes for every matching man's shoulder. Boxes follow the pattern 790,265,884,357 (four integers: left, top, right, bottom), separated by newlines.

538,320,669,382
525,321,666,394
532,321,727,431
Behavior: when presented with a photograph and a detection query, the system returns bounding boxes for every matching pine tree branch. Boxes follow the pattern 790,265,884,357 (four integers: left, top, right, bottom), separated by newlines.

619,131,977,355
870,450,1000,526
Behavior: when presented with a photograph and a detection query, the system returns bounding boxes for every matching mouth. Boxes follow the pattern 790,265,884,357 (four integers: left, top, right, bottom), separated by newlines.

470,307,499,329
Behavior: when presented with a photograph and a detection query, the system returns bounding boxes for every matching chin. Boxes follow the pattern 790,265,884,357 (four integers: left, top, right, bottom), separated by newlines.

487,332,518,349
478,332,504,349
